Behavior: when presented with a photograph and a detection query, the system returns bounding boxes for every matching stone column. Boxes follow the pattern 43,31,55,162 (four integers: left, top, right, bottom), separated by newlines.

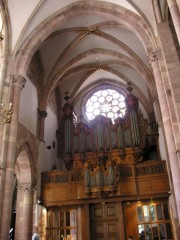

0,75,26,240
0,51,10,100
14,186,24,240
167,0,180,44
37,109,47,141
148,52,180,237
0,52,11,228
152,0,163,23
18,183,35,240
176,0,180,13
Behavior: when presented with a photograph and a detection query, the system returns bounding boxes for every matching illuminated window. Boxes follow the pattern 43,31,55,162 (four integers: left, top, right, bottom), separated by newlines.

137,203,172,240
47,208,77,240
85,88,126,122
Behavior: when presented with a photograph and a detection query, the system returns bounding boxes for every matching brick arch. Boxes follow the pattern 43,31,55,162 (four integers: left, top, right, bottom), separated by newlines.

13,1,156,77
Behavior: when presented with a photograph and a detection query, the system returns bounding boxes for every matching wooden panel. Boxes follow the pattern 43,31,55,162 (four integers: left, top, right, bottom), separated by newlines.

41,161,170,206
120,180,136,194
152,179,169,191
137,180,152,193
69,185,79,198
54,187,68,200
94,206,104,218
90,203,119,240
106,206,116,217
124,202,138,239
137,176,170,194
43,190,54,201
107,222,118,239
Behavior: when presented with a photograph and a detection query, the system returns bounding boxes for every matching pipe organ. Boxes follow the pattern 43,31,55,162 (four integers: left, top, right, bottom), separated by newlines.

59,84,148,169
42,84,171,240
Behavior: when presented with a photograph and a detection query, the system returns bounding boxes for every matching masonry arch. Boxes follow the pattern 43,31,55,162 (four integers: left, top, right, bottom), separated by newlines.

14,142,37,240
12,2,156,78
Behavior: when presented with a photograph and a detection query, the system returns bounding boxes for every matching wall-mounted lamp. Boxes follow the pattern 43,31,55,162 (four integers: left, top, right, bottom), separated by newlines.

0,103,12,125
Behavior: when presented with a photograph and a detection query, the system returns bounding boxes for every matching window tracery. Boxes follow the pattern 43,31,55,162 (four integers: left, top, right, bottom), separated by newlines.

85,87,126,123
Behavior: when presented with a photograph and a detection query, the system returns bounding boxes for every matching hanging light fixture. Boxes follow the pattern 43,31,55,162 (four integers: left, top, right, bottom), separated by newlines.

0,102,12,125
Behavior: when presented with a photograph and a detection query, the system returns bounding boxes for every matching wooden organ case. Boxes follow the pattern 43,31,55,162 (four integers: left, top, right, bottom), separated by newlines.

42,86,171,240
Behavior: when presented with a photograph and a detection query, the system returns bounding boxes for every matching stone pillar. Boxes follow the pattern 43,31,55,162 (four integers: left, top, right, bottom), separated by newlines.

0,52,11,228
18,183,35,240
0,75,26,240
0,51,10,100
37,109,47,141
167,0,180,44
152,0,163,23
176,0,180,13
148,52,180,238
15,186,24,240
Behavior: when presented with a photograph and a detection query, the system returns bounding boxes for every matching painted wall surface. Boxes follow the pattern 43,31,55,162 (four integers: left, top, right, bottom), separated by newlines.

19,78,38,136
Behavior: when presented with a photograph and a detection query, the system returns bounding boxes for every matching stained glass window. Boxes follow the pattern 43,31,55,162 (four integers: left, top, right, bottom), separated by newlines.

85,89,126,122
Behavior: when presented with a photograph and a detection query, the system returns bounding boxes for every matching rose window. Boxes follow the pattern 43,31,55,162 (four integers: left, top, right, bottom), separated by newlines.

85,89,126,122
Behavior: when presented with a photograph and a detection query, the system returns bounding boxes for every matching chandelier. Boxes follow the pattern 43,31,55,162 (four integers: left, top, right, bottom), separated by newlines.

0,103,12,125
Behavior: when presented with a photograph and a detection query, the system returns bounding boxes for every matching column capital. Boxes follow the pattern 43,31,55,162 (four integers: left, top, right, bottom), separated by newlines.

147,52,158,65
12,75,26,90
18,183,36,192
151,94,159,103
38,108,47,119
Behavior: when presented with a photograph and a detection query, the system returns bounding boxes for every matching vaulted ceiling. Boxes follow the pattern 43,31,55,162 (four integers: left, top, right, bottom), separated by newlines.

5,0,168,121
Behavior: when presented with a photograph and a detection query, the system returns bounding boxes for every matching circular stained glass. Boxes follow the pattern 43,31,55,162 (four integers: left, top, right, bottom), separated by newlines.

119,102,126,108
106,95,112,102
91,95,98,102
94,109,100,115
102,90,108,96
112,99,118,106
93,102,100,108
85,88,126,122
112,106,119,112
113,92,120,99
99,96,105,103
86,106,93,113
107,112,114,118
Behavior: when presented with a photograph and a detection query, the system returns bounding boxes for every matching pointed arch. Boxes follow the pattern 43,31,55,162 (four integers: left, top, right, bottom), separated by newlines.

13,2,156,77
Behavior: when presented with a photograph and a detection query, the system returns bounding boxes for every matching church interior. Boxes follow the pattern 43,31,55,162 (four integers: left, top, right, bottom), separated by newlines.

0,1,180,240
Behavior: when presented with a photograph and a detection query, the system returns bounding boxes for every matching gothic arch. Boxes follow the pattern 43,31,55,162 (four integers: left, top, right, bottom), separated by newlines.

12,2,156,79
15,142,36,185
14,142,37,240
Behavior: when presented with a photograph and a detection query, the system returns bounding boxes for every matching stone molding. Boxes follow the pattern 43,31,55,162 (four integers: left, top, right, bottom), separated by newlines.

147,52,158,64
37,108,47,119
18,183,36,192
12,75,26,90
